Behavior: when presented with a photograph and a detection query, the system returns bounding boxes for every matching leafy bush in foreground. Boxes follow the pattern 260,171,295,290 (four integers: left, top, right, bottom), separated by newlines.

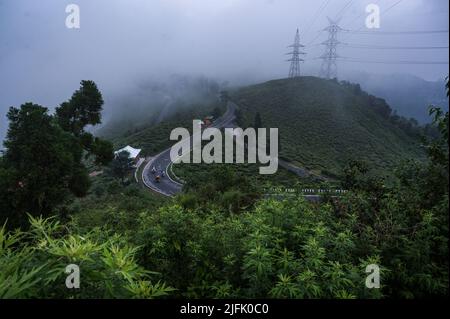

0,215,172,299
133,188,446,298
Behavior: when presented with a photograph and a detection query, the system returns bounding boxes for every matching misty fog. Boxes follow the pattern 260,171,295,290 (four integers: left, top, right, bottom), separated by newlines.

1,0,448,143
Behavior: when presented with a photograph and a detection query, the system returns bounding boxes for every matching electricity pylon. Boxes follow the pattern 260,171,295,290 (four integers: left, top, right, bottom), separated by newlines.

287,28,306,78
319,18,342,79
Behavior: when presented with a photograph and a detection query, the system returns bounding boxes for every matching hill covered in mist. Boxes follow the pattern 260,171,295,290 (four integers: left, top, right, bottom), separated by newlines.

344,72,448,124
232,77,425,177
96,75,223,139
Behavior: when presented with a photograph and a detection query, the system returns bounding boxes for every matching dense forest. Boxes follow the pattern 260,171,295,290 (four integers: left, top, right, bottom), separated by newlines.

0,78,448,299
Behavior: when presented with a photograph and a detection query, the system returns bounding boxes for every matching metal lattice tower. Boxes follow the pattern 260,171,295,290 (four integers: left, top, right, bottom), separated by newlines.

286,28,306,78
319,18,342,79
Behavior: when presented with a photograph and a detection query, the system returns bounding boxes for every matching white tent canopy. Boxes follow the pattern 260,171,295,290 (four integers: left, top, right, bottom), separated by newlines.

114,145,142,159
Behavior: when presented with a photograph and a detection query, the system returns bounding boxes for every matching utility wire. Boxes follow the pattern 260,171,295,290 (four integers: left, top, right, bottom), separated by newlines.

307,30,324,46
307,0,355,46
304,0,333,45
335,0,355,21
303,0,332,36
337,58,448,65
307,57,449,65
341,0,404,39
341,29,449,35
382,0,404,16
342,0,383,29
341,43,449,50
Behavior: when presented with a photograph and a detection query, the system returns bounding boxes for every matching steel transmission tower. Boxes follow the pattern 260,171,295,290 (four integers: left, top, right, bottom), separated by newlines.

320,18,342,79
286,28,306,78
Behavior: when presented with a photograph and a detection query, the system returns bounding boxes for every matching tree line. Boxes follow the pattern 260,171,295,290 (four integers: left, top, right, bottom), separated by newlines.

0,81,113,228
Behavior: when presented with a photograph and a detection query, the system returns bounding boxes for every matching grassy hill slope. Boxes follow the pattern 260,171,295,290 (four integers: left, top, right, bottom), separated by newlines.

110,101,225,156
232,77,424,177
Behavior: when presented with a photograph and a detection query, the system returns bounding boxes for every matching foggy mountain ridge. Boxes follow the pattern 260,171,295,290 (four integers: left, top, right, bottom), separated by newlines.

94,74,222,139
1,0,448,142
344,72,448,123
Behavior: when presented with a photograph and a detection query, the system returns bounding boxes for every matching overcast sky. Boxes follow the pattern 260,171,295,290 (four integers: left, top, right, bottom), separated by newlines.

0,0,448,140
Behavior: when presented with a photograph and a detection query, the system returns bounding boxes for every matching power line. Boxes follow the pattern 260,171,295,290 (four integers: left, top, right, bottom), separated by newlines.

335,0,355,21
307,30,324,46
307,0,355,47
307,0,418,45
337,58,449,65
305,0,333,45
341,0,405,38
309,42,449,49
341,43,449,50
342,0,383,29
341,29,449,35
304,0,449,72
382,0,404,16
308,56,449,65
303,0,332,36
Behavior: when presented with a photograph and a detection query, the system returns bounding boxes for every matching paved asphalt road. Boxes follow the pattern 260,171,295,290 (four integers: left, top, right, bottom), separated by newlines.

141,101,327,199
142,102,237,196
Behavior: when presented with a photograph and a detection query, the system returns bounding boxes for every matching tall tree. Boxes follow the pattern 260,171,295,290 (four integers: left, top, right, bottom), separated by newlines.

109,151,134,184
0,103,84,227
56,80,104,136
0,81,113,228
56,80,113,165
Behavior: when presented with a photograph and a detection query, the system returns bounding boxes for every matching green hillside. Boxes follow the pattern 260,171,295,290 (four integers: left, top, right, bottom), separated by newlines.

110,101,225,156
232,77,425,177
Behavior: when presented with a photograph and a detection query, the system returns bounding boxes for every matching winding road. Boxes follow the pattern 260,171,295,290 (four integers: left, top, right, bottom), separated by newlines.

142,102,237,196
141,101,325,197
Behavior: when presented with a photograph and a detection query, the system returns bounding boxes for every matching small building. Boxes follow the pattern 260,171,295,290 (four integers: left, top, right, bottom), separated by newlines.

114,145,142,164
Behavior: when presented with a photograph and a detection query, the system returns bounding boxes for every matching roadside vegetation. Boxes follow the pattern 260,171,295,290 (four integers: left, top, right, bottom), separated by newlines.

0,78,448,298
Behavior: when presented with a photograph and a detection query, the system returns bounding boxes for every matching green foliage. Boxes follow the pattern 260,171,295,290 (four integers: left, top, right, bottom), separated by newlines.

254,112,263,129
0,78,447,299
56,80,104,136
232,77,424,177
90,137,114,166
69,177,167,235
56,81,114,165
0,103,86,227
173,158,313,196
108,150,134,184
0,81,113,229
132,168,447,298
178,165,260,213
0,216,172,299
133,81,448,298
132,196,390,298
342,160,385,195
